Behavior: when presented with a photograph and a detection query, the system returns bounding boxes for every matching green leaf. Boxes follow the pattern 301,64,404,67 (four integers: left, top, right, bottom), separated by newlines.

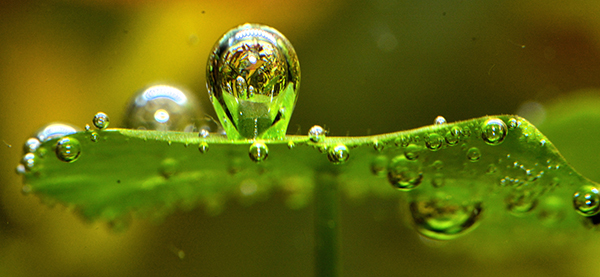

17,115,599,237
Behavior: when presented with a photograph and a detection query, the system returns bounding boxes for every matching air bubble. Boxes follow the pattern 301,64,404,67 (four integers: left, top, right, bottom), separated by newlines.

23,138,41,153
425,133,443,151
445,126,462,146
93,112,110,129
481,118,508,145
507,118,520,129
410,198,482,240
387,155,423,190
36,122,80,142
403,143,421,160
434,116,446,125
466,147,481,162
198,142,209,153
327,144,350,164
15,164,26,175
249,141,269,163
506,190,537,216
206,23,300,139
55,137,81,163
22,153,35,169
370,155,388,177
395,135,411,147
123,85,202,131
199,129,209,138
308,125,325,143
90,132,98,142
573,186,600,216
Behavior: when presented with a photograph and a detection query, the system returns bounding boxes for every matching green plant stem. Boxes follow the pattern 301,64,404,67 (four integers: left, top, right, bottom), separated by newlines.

314,170,340,277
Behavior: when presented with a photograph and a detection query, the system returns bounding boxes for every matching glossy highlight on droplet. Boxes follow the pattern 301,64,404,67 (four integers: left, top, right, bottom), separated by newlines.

308,125,325,143
36,122,80,142
434,116,446,125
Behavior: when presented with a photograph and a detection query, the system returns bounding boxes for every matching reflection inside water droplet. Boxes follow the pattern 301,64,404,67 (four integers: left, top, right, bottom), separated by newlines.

387,155,423,190
574,185,600,216
55,137,81,163
93,112,110,129
36,123,80,142
308,125,325,143
249,141,269,162
481,118,508,145
466,147,481,162
327,144,349,164
410,196,482,240
434,116,446,125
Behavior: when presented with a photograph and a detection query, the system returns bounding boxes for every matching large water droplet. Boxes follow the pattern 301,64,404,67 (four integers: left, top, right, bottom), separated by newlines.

410,197,482,240
308,125,325,143
249,141,269,162
327,144,349,164
93,112,110,129
123,85,202,131
481,118,508,145
573,186,600,216
466,147,481,162
207,23,300,139
36,123,80,142
387,155,423,190
55,137,81,163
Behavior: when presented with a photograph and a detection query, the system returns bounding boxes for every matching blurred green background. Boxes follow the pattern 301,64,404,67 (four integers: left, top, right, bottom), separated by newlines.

2,0,600,276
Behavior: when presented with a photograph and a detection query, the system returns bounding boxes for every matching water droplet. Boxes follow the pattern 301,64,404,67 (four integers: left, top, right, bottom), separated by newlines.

403,143,421,160
15,164,26,175
573,186,600,216
327,144,349,164
506,190,537,216
481,118,508,145
373,140,385,152
123,85,202,131
507,117,520,129
444,126,462,146
387,155,423,190
410,198,482,240
207,24,300,139
466,147,481,162
199,129,209,138
308,125,325,143
160,158,178,179
425,133,443,151
55,137,81,163
287,141,295,149
87,131,97,142
249,141,269,162
395,135,411,147
434,116,446,125
35,122,80,142
93,112,110,129
370,155,388,177
23,138,41,153
198,142,209,153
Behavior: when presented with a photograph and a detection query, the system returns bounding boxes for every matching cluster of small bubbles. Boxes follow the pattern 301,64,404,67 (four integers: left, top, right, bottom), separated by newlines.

395,135,411,148
445,126,462,146
499,176,525,188
506,190,538,216
387,155,423,190
370,155,388,177
198,142,209,153
507,117,520,129
249,141,269,162
409,196,483,240
373,140,385,152
481,118,508,145
573,186,600,216
92,112,110,129
308,125,325,143
434,116,447,125
466,147,481,162
425,133,443,151
403,143,421,160
287,141,295,149
327,144,350,164
55,137,81,163
199,129,210,138
36,122,81,142
123,85,202,131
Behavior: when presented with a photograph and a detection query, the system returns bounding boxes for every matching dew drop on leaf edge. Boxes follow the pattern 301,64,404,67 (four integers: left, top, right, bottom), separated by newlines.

249,141,269,163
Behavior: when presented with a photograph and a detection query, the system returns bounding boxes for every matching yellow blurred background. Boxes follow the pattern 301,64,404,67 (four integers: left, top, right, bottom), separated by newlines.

2,0,600,276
